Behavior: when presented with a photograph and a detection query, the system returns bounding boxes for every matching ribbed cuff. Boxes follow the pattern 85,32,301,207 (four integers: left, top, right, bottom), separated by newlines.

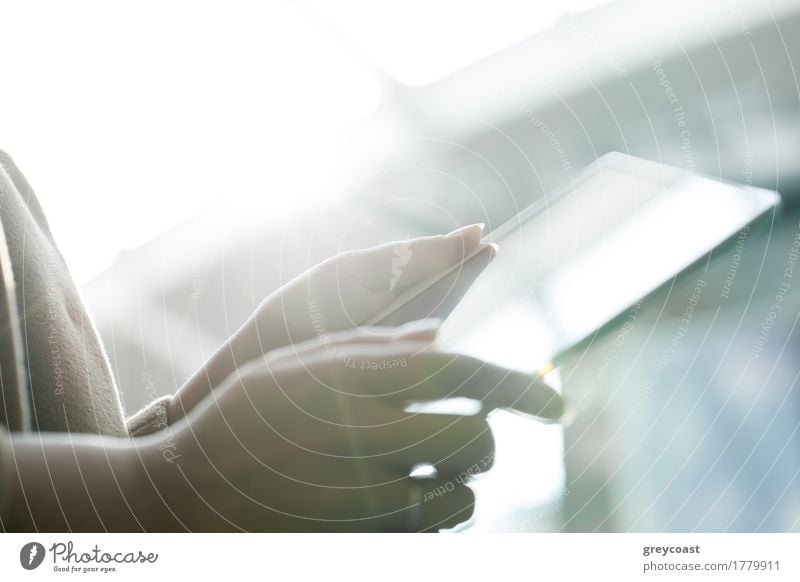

126,396,172,437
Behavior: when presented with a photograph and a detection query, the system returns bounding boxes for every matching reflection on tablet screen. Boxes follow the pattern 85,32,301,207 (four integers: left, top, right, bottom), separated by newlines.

436,159,779,374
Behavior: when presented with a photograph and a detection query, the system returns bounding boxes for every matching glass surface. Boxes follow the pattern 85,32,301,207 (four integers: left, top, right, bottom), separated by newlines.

436,161,780,374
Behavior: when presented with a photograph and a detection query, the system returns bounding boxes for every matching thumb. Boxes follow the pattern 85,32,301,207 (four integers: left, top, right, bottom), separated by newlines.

338,224,485,291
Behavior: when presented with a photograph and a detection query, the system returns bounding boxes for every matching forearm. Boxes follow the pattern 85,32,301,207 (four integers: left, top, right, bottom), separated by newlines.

5,433,178,532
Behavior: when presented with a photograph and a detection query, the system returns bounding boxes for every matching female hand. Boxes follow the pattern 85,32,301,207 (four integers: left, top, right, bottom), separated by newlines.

171,224,493,422
148,326,563,532
256,223,489,342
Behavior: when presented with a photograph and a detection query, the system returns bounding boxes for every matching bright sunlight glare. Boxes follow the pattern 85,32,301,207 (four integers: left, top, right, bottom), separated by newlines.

0,1,380,283
309,0,613,86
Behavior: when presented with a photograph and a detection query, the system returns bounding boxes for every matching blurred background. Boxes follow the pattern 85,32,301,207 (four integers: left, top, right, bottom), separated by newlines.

1,0,799,531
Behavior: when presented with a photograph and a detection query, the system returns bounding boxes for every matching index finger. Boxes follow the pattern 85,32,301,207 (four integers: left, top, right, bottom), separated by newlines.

327,344,564,420
405,352,564,420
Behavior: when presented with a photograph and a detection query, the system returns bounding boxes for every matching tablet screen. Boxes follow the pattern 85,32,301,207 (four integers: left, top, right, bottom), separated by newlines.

434,154,780,373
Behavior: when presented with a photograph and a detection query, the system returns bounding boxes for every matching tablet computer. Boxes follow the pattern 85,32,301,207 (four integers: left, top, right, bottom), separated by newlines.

366,152,781,374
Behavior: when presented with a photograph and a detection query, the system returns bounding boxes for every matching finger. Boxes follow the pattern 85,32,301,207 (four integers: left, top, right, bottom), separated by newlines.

230,470,404,531
324,345,564,420
410,478,476,532
259,321,441,371
291,408,494,475
398,224,485,287
257,340,563,420
338,224,484,291
354,318,443,342
239,387,494,478
409,354,564,420
245,476,473,532
359,477,475,532
373,243,496,326
379,413,494,477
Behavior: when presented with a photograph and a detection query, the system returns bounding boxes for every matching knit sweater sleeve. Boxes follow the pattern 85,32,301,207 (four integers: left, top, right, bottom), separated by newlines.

125,395,173,437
